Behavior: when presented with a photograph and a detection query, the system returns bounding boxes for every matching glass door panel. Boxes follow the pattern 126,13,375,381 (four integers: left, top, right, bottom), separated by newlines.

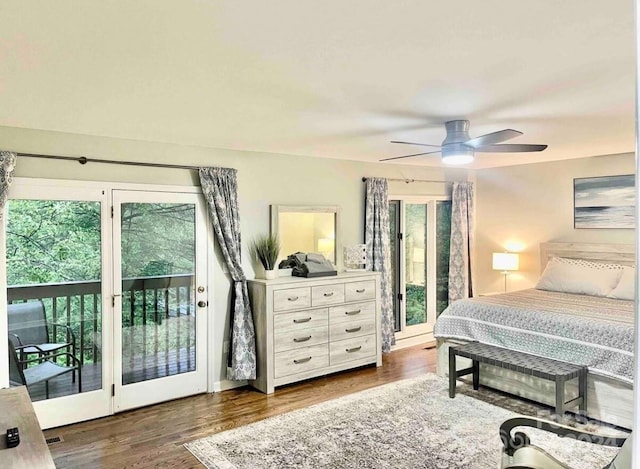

404,204,427,326
6,200,103,400
113,191,207,412
435,201,452,316
120,202,196,385
4,182,111,429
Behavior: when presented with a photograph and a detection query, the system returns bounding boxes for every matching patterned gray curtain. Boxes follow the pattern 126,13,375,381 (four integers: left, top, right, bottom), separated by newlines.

448,181,475,302
364,178,395,352
0,151,17,219
198,167,256,381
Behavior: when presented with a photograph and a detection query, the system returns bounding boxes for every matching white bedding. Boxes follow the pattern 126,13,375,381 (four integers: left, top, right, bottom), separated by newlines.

434,289,634,383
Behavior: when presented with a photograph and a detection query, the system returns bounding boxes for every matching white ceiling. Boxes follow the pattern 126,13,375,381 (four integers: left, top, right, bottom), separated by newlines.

0,1,634,169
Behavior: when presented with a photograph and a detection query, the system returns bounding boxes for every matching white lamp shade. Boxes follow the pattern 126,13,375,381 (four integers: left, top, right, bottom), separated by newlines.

492,252,519,271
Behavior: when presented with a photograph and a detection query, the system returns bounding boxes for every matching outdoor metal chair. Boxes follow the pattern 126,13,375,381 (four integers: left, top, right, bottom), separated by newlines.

500,416,630,469
8,301,77,381
8,338,82,399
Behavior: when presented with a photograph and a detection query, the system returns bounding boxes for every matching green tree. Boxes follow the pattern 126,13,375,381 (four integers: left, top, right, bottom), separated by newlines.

6,200,102,285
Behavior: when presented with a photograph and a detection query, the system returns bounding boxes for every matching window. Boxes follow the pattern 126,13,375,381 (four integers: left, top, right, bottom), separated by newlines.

389,198,451,337
7,199,103,401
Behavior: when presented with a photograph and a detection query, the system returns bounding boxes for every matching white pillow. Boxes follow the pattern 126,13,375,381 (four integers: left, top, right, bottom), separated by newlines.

608,266,635,300
535,257,623,297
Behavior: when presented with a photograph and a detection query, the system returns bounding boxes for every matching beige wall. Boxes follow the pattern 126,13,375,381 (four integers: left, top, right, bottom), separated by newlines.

0,124,467,388
474,152,635,294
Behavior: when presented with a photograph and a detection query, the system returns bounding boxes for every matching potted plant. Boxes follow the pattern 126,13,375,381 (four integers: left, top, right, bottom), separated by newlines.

252,234,281,280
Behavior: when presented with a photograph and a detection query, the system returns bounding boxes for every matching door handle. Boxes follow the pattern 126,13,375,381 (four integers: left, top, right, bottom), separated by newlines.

197,300,208,308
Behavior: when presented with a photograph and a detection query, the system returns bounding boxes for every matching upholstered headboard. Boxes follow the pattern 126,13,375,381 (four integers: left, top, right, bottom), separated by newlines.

539,242,635,272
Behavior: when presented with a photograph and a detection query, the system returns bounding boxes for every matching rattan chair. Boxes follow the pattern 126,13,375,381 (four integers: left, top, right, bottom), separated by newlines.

500,417,630,469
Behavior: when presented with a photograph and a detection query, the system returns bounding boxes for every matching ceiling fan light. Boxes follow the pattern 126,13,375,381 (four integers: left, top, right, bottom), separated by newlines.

442,153,474,165
441,145,475,165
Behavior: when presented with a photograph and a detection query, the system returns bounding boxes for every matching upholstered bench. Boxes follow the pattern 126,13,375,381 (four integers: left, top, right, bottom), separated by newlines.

448,342,587,416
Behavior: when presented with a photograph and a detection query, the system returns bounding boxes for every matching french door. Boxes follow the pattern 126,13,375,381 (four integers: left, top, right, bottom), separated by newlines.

112,190,208,412
389,197,451,340
3,181,209,428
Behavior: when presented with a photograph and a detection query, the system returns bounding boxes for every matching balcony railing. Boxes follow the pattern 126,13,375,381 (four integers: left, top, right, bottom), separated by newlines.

8,274,195,375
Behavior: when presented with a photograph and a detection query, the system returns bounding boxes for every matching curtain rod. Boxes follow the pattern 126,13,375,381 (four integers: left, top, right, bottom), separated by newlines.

15,154,458,179
361,177,450,184
17,152,201,170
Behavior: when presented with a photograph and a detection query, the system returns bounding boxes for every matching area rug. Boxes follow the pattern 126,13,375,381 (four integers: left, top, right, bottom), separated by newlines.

185,374,625,469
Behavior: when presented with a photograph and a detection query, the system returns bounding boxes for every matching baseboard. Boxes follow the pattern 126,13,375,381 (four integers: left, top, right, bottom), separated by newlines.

213,379,248,392
391,332,435,351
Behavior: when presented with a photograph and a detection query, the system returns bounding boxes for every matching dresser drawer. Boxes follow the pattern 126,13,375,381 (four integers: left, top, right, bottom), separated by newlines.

273,287,311,312
311,284,345,306
330,335,377,366
274,325,328,353
329,318,376,342
274,344,329,378
273,308,328,332
345,280,376,302
329,301,376,324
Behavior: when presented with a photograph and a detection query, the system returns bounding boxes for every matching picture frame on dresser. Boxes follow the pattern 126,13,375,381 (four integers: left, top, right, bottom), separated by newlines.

248,271,382,394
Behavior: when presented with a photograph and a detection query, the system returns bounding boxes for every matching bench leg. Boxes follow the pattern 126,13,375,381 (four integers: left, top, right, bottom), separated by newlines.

555,376,565,416
472,360,479,390
579,369,587,414
449,348,456,398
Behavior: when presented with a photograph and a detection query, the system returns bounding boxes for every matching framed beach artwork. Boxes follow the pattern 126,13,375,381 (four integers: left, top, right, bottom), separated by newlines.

574,174,635,229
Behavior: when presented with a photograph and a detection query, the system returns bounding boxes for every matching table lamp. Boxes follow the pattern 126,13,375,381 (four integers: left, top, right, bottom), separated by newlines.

492,252,519,292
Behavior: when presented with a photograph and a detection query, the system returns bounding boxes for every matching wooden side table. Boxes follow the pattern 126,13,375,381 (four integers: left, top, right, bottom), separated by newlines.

0,386,55,468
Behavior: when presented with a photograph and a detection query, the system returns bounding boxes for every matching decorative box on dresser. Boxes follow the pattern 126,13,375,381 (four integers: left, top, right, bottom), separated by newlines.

248,271,382,394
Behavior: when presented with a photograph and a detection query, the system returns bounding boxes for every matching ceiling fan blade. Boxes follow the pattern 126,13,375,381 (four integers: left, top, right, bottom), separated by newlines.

474,144,548,153
379,150,441,162
390,140,441,148
464,129,523,148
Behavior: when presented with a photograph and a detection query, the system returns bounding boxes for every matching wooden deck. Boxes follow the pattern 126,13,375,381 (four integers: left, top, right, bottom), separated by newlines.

24,347,196,401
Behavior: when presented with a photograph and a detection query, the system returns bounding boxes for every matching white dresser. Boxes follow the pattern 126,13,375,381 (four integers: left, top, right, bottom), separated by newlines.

248,271,382,394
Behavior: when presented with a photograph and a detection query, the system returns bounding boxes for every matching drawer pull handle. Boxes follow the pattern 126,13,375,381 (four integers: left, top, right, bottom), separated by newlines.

293,336,312,343
356,289,366,293
294,357,312,364
346,346,362,353
345,326,362,333
323,292,334,297
345,309,361,316
293,317,312,324
288,296,299,302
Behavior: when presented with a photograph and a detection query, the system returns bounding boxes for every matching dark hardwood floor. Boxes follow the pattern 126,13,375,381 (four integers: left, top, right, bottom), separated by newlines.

46,343,437,468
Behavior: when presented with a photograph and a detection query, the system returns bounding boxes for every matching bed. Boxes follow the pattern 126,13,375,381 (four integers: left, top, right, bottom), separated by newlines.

435,242,635,428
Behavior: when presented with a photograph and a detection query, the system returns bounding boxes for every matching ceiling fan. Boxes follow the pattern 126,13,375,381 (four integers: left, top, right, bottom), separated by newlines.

381,120,547,165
